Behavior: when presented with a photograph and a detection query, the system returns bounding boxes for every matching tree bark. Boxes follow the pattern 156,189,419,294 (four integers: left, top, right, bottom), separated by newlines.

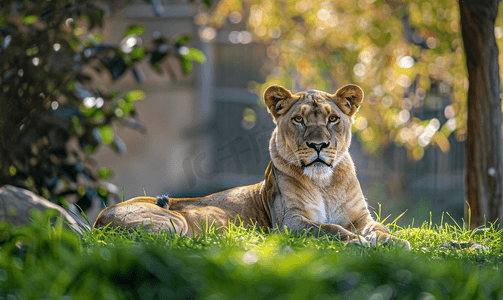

459,0,503,229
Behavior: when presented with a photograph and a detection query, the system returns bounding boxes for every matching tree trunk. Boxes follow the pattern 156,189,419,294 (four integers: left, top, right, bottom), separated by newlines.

459,0,503,229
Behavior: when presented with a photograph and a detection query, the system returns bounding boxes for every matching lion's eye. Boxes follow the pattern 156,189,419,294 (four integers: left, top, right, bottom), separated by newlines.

293,116,303,123
328,116,339,123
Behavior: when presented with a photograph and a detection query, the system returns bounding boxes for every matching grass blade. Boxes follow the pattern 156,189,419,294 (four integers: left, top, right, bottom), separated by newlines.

74,203,92,228
389,210,408,227
121,183,125,202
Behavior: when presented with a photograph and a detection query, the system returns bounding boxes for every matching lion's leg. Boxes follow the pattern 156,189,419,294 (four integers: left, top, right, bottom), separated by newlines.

93,196,189,236
312,222,368,244
282,215,368,243
354,214,410,250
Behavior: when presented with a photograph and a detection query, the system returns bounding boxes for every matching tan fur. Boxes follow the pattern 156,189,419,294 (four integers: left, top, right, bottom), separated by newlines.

94,85,410,249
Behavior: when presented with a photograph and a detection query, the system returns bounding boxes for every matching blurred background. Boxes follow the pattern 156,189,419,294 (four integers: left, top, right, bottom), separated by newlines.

2,0,501,226
93,0,467,225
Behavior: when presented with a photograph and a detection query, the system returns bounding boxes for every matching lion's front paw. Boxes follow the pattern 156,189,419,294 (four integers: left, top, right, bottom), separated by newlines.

395,238,411,250
348,236,370,247
368,232,410,250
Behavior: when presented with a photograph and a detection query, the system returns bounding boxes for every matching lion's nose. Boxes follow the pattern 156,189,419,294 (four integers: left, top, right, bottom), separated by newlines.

306,142,330,153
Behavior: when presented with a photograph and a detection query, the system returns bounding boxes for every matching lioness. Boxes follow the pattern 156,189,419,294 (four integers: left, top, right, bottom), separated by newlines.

94,84,410,249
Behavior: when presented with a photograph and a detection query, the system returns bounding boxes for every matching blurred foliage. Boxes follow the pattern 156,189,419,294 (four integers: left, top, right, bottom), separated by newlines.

209,0,503,160
0,0,206,210
1,209,503,298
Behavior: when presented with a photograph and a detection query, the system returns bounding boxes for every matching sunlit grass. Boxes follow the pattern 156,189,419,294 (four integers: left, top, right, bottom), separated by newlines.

1,208,502,299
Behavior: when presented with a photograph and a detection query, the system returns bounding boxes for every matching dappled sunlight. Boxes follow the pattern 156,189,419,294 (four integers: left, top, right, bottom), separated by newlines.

208,0,503,161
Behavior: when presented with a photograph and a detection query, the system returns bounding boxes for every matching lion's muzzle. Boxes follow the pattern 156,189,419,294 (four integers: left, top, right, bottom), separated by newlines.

306,141,330,153
302,157,332,168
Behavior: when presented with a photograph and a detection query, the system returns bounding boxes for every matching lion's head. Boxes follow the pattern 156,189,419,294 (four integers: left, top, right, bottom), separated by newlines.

264,84,363,185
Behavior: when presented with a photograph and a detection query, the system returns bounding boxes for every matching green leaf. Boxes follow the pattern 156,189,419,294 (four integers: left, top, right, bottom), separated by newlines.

176,34,193,45
126,90,146,102
0,13,7,27
124,25,144,37
22,15,37,25
72,116,85,136
69,35,80,51
84,145,97,154
91,33,103,43
130,47,145,61
66,81,76,91
184,48,206,64
98,186,108,197
82,106,97,117
98,167,113,179
55,196,68,208
152,63,162,74
116,100,134,115
98,125,114,145
181,58,193,74
203,0,212,8
92,110,104,123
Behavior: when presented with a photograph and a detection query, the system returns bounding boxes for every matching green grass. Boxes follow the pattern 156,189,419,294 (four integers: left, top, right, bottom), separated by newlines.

1,209,502,299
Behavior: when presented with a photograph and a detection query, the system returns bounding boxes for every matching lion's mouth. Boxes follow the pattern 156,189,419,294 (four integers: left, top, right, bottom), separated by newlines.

302,157,332,168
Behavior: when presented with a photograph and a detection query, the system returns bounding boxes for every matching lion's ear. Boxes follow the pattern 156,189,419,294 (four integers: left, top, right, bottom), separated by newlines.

330,84,364,117
263,85,296,123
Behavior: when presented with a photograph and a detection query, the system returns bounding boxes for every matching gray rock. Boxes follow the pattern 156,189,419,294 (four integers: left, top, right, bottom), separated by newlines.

0,184,87,234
